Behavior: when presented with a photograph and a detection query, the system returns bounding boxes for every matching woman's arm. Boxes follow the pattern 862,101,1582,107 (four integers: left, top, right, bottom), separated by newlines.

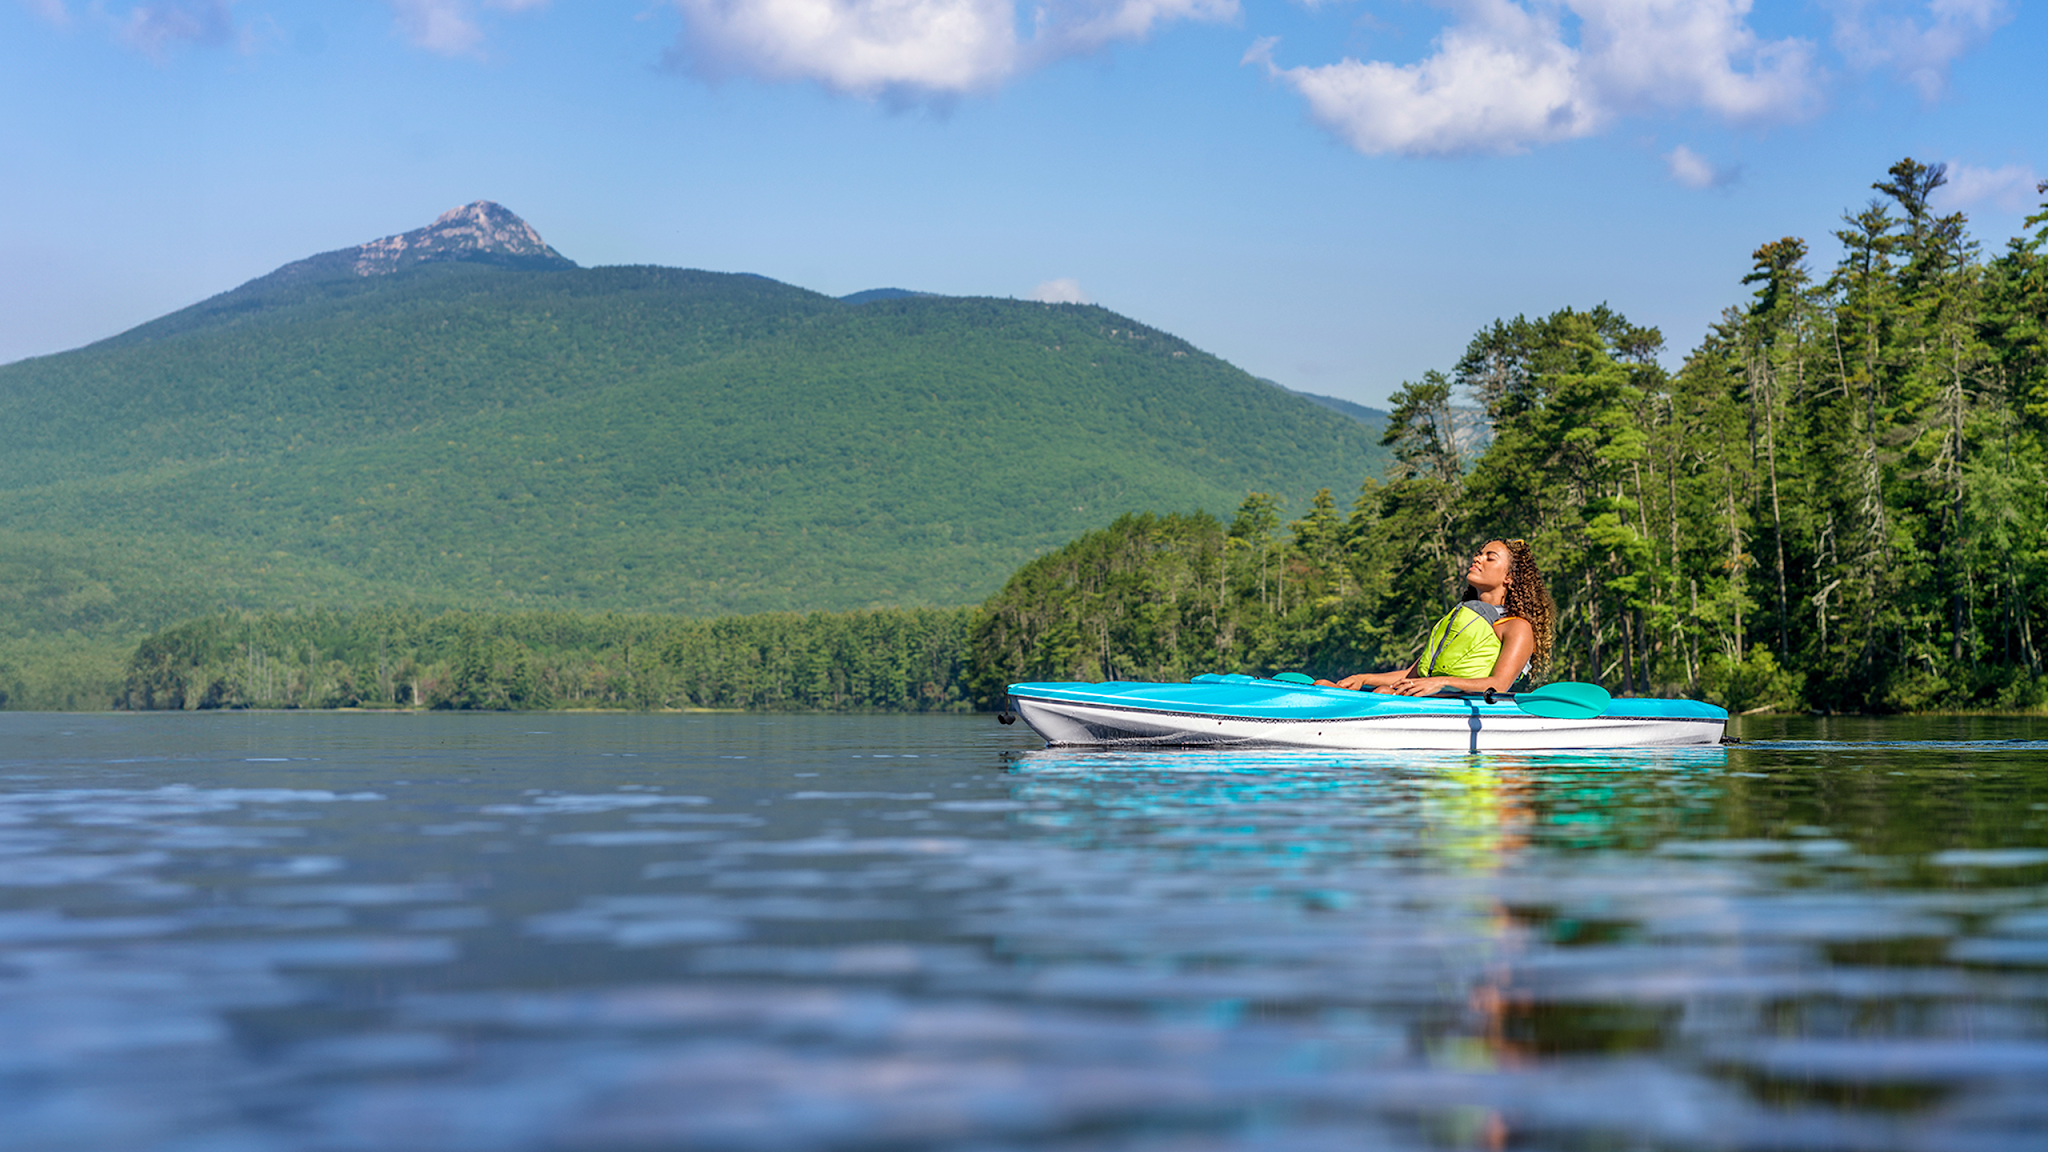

1315,664,1415,691
1377,618,1534,696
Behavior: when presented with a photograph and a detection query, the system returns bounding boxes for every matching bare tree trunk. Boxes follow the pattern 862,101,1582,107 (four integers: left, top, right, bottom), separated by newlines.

1585,570,1603,686
1621,607,1637,694
1687,579,1702,692
1946,337,1968,665
1763,377,1790,655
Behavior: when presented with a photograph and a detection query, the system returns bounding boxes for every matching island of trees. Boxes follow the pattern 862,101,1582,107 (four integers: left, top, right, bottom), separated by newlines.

101,159,2048,715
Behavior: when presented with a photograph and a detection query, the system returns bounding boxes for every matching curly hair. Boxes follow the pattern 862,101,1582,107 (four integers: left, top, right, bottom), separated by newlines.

1461,537,1555,683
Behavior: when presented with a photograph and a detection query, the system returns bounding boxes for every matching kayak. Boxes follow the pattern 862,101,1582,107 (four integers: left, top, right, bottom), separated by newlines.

1005,673,1728,751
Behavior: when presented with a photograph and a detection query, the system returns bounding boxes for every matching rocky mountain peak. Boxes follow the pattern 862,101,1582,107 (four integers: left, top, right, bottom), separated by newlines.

350,201,572,276
249,202,576,290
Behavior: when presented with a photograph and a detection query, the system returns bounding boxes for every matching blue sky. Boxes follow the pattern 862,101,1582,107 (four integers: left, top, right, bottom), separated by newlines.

1,0,2039,406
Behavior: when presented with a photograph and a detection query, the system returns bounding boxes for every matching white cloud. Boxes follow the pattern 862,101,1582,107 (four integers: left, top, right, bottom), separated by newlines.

1829,0,2010,99
668,0,1236,99
671,0,1021,94
1254,0,1595,156
1933,161,2042,214
1575,0,1819,121
1254,0,1821,157
384,0,550,58
1031,277,1088,303
1664,144,1740,188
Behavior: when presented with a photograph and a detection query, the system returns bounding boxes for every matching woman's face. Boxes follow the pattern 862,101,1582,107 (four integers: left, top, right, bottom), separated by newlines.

1466,540,1514,594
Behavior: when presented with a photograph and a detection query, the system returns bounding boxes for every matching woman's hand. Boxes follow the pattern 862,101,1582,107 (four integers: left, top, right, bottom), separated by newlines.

1315,674,1377,691
1378,676,1453,696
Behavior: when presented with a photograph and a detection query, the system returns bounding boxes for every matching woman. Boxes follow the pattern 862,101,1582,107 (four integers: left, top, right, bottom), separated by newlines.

1318,538,1554,696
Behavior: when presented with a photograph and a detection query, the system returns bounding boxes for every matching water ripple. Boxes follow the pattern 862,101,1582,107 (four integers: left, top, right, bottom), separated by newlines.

1,712,2044,1151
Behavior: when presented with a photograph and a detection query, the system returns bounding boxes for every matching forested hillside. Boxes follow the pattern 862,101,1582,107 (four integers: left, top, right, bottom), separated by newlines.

0,275,1383,619
976,160,2048,714
0,209,1386,707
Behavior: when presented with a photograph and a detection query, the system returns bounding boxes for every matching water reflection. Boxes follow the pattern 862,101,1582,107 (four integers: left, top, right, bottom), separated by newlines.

1007,744,1732,866
1,713,2045,1150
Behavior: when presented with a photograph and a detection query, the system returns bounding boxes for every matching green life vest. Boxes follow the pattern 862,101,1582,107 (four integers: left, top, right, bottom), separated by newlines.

1418,600,1505,679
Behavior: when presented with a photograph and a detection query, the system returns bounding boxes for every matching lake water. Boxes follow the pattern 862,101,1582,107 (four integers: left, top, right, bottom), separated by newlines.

4,711,2047,1151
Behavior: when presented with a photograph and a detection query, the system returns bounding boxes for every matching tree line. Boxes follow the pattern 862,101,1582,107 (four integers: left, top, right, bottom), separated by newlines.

119,607,971,713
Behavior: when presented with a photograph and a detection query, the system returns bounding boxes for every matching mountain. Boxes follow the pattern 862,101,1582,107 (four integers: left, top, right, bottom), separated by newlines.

840,288,935,305
1268,384,1389,429
0,203,1392,697
1263,380,1494,458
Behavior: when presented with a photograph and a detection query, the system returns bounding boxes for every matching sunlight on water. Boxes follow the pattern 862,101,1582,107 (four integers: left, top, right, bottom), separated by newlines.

1,711,2045,1150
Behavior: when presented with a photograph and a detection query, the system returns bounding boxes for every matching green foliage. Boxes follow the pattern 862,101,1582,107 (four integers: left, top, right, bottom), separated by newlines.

1699,645,1805,714
440,626,548,711
0,633,132,712
965,496,1416,707
661,608,970,712
969,512,1233,704
117,607,974,713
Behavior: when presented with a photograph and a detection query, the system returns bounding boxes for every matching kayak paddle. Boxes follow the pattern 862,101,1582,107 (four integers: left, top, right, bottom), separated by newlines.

1512,681,1612,718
